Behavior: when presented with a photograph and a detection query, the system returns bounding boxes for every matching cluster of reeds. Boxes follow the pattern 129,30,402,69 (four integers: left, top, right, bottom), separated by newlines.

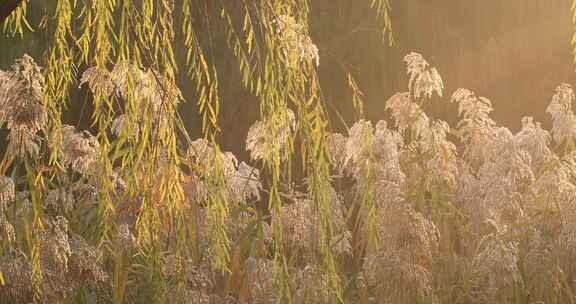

2,49,576,303
2,1,576,303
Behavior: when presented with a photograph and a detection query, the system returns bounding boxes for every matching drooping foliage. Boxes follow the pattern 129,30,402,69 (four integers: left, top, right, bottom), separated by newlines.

3,1,576,304
0,1,388,303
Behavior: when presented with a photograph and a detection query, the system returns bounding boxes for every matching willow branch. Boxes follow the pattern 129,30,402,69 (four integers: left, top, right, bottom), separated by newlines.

0,0,23,24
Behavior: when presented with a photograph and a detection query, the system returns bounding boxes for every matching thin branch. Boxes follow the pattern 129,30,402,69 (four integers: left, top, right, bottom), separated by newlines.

0,0,24,24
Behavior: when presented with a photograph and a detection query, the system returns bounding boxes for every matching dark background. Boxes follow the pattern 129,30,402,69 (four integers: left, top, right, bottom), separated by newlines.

1,1,574,160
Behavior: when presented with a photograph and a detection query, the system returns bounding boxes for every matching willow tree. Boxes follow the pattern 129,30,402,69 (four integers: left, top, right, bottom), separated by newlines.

0,1,392,303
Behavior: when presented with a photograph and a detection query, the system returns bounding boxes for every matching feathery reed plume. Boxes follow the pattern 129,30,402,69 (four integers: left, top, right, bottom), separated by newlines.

44,188,75,214
470,222,522,303
79,66,114,98
0,176,15,211
294,264,334,304
451,88,497,164
246,109,296,162
60,125,100,176
514,116,552,168
68,236,107,284
404,52,444,99
547,83,576,146
0,252,34,303
275,15,320,68
0,54,46,158
111,114,140,139
246,257,276,303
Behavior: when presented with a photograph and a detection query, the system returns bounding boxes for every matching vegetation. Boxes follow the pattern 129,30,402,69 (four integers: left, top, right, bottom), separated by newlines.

1,1,576,303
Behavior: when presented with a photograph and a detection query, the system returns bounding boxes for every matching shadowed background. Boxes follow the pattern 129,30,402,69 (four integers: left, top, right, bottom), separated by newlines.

1,0,574,159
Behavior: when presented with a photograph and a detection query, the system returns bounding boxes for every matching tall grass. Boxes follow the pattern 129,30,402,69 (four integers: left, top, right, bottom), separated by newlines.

2,1,576,304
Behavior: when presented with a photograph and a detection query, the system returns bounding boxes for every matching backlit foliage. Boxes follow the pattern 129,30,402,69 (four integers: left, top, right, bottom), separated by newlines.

2,1,576,304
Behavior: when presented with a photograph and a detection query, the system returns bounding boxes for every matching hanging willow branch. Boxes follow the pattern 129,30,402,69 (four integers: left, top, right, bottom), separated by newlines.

0,1,396,302
371,0,394,46
0,0,23,24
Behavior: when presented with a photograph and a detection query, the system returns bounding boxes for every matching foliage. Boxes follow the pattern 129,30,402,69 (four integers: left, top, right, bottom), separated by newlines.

2,1,576,304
